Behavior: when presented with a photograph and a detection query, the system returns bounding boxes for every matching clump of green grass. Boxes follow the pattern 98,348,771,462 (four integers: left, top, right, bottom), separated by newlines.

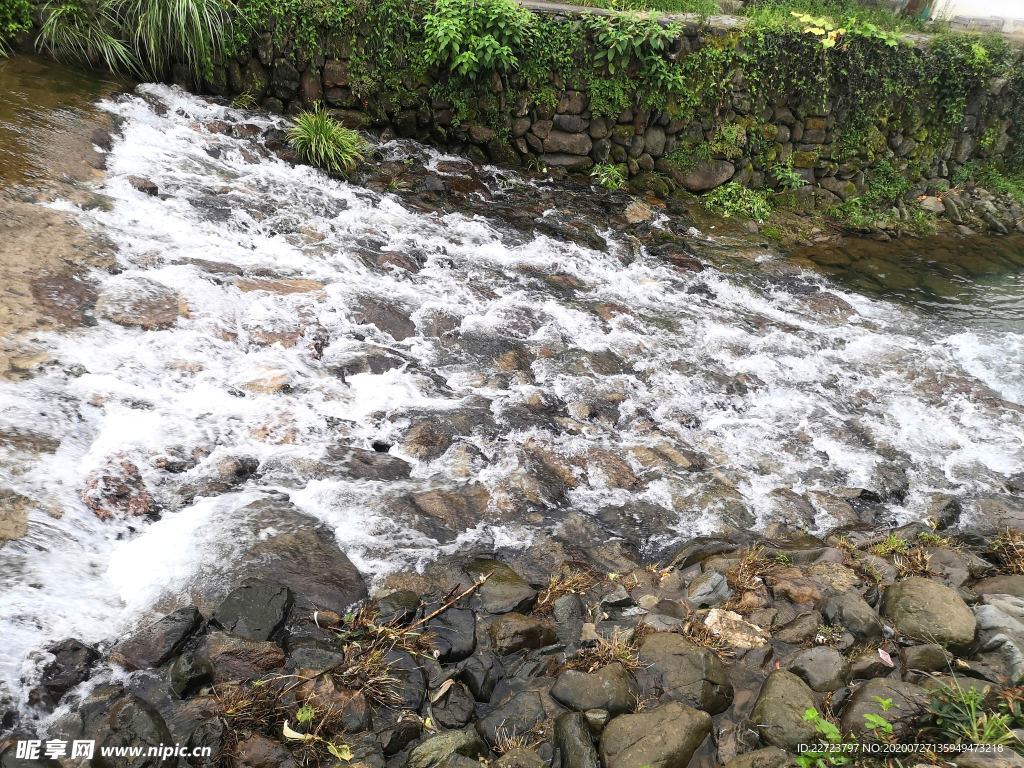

591,163,628,190
289,105,368,174
36,0,141,74
702,182,774,222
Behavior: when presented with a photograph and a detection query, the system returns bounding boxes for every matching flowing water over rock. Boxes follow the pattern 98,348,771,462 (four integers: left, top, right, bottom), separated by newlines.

1,81,1023,715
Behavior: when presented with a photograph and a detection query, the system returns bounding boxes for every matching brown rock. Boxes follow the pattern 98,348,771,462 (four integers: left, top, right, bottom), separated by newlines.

351,297,415,340
97,277,182,330
30,276,98,327
766,567,821,605
83,457,153,520
197,632,285,682
0,489,31,547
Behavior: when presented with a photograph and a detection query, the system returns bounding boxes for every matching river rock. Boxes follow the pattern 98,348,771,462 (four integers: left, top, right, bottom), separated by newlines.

600,701,712,768
838,678,927,741
974,575,1024,598
721,747,791,768
431,680,475,729
350,297,415,341
377,590,420,625
677,160,735,192
97,277,181,331
94,696,174,768
973,594,1024,682
487,613,557,655
168,651,214,698
476,691,546,749
848,648,894,680
551,662,635,717
553,593,587,642
457,652,503,702
668,538,737,569
751,670,817,752
181,498,367,616
787,646,850,692
28,638,100,709
494,749,548,768
879,578,976,648
408,729,487,768
468,559,537,614
638,632,733,715
816,591,883,643
686,570,732,607
196,632,285,682
324,446,412,481
211,580,292,641
108,607,202,671
427,606,477,662
556,711,599,768
231,734,296,768
384,649,426,709
0,490,29,548
900,643,953,672
766,567,820,604
774,611,821,644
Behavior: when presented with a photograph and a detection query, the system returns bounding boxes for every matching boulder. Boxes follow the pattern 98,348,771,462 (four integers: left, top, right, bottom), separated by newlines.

108,607,202,670
900,643,953,673
816,592,883,643
407,729,487,768
94,696,174,768
493,749,548,768
551,663,635,717
28,638,100,709
168,651,214,698
427,606,477,663
686,571,732,607
600,701,712,768
457,652,503,701
774,611,821,645
838,678,927,741
487,613,556,655
195,632,285,682
787,646,850,692
377,590,420,626
468,559,537,614
211,580,292,641
431,680,475,729
879,578,976,648
638,632,733,715
721,747,792,768
556,711,599,768
751,671,817,752
350,297,415,341
544,130,593,155
476,691,546,748
974,575,1024,598
231,734,295,768
677,160,735,192
384,649,426,710
973,594,1024,682
324,447,411,481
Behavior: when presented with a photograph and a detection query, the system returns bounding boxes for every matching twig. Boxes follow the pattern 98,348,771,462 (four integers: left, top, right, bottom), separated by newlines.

402,570,494,634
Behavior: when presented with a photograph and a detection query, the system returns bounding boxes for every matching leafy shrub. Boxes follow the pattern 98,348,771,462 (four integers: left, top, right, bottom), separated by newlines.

702,182,774,222
423,0,532,78
0,0,32,53
289,105,368,174
924,680,1016,746
591,163,627,190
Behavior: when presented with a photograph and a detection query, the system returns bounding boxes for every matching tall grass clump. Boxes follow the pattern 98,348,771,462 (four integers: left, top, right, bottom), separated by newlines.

289,105,368,174
36,0,141,73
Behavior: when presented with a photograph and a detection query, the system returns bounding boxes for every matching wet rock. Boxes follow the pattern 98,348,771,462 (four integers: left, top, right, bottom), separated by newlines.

84,458,154,520
185,718,225,766
848,648,894,680
766,567,820,605
962,496,1024,536
232,734,295,768
476,691,546,749
377,590,420,626
351,297,415,341
551,662,635,717
494,749,548,768
638,632,733,715
385,649,426,709
900,643,953,672
458,652,503,702
556,711,599,768
129,176,159,196
97,277,181,331
211,580,292,641
839,679,927,741
185,498,367,616
427,606,477,662
667,538,737,569
675,160,735,192
28,638,100,709
94,696,174,768
195,632,285,682
431,680,475,729
293,673,370,732
407,728,487,768
324,446,412,480
600,701,712,768
686,571,732,607
108,606,203,670
787,646,850,692
973,594,1024,682
468,559,537,614
879,578,976,648
553,593,587,643
817,591,883,644
403,423,454,460
751,670,817,752
29,276,98,327
378,717,421,756
168,651,214,698
487,613,557,655
774,611,822,645
721,747,790,768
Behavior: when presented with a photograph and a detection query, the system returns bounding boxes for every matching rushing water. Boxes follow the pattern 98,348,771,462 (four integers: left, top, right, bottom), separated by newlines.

1,82,1022,714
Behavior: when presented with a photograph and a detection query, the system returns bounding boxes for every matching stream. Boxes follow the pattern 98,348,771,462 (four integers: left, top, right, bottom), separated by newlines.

1,63,1022,721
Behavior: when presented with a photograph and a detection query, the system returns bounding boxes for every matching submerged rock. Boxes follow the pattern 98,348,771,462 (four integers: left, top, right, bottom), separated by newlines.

29,638,100,710
108,606,203,670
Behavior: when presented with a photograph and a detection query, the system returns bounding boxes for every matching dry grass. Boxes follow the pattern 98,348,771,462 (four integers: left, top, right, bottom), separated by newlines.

724,547,778,592
493,726,530,754
679,619,736,659
564,631,641,674
893,546,937,578
535,563,598,614
992,528,1024,574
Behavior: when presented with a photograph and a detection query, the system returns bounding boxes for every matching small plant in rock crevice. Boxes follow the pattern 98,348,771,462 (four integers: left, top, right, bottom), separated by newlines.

591,163,628,190
289,105,368,174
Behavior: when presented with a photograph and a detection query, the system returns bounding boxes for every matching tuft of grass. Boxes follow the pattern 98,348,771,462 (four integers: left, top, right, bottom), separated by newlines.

289,104,368,174
565,630,641,673
680,618,735,659
924,678,1017,747
493,726,530,754
117,0,232,78
701,183,774,222
591,163,628,191
535,564,598,614
870,532,910,558
813,623,847,647
992,528,1024,574
893,546,935,578
231,90,259,110
36,0,142,74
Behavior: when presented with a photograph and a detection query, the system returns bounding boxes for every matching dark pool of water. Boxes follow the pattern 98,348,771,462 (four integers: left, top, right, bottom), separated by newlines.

792,234,1024,333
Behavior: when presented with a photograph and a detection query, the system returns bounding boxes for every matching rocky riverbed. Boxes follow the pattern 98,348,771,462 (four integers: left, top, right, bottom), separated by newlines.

0,72,1023,768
